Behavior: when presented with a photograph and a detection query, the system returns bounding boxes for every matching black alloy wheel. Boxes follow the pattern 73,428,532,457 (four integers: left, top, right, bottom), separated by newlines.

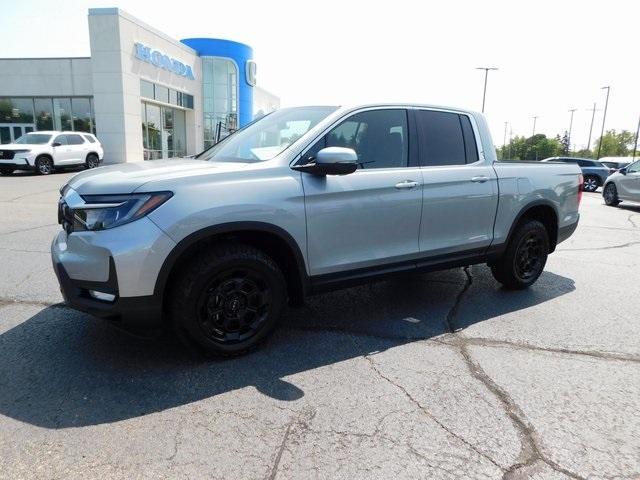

196,268,271,344
603,183,620,206
514,231,545,282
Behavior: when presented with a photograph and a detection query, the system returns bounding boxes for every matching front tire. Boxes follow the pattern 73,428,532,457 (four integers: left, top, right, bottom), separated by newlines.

603,183,620,206
490,219,549,289
85,153,99,169
0,168,14,176
169,243,286,357
583,175,599,192
35,156,54,175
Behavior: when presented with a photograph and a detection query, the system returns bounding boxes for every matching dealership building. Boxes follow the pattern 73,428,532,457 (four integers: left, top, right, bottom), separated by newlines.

0,8,279,163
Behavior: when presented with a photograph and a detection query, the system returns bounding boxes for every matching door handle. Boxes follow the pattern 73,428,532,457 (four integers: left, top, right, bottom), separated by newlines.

471,176,489,183
395,180,420,189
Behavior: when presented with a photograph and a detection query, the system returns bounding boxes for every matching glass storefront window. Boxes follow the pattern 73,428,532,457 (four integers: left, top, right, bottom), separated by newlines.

140,80,154,99
154,85,169,104
53,98,72,130
34,98,54,130
202,57,238,148
0,98,35,124
71,98,92,132
141,101,187,160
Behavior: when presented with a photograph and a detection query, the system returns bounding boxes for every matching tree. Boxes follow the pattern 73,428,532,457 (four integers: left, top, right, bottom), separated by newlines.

593,130,636,157
559,131,570,155
499,134,562,161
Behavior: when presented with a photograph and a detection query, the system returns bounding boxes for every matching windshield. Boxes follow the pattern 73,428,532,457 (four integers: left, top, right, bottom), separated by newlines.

15,133,52,145
198,106,338,163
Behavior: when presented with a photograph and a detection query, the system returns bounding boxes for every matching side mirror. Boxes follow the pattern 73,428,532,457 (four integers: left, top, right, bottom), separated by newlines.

292,147,358,176
51,142,62,147
619,167,627,175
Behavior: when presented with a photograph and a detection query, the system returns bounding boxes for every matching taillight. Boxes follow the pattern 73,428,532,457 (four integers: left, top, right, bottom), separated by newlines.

578,174,583,206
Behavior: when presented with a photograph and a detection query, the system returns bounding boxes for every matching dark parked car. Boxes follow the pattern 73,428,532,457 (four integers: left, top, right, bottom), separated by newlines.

541,157,610,192
600,158,631,175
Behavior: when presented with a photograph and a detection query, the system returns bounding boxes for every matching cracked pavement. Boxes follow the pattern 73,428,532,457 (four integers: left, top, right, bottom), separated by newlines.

0,172,639,479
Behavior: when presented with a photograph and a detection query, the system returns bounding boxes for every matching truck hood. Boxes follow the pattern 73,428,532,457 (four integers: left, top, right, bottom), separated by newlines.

67,159,250,195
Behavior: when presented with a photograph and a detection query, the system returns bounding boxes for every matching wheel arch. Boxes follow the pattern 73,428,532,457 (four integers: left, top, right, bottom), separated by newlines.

504,200,559,253
156,222,309,311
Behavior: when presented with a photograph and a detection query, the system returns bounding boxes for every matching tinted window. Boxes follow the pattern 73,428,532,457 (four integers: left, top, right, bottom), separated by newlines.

575,160,593,167
416,110,466,166
460,115,479,163
83,134,96,143
66,134,84,145
53,135,68,145
317,109,408,169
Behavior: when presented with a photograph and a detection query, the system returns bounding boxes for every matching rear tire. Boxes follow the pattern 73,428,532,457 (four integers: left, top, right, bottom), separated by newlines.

85,153,99,169
0,168,14,175
35,156,54,175
490,219,549,289
603,183,620,206
169,243,286,357
583,175,599,192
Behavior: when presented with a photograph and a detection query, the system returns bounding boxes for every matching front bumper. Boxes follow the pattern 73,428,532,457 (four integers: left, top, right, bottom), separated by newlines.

52,257,162,329
50,216,177,330
0,158,34,171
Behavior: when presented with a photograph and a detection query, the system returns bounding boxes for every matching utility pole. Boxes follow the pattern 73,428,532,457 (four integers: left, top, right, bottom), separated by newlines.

476,67,498,113
567,108,577,153
633,114,640,162
586,103,598,151
596,86,610,159
532,116,538,136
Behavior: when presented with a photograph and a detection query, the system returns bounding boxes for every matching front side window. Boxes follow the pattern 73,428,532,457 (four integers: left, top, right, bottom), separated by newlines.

306,109,409,169
53,135,68,146
416,110,466,166
627,161,640,173
198,106,337,163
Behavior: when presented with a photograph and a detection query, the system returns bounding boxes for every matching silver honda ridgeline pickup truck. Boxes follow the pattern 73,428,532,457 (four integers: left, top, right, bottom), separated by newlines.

52,104,581,355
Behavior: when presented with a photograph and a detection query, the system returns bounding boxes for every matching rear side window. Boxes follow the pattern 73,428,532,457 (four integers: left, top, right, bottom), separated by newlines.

460,115,479,163
576,160,592,167
83,134,96,143
66,134,85,145
415,110,466,166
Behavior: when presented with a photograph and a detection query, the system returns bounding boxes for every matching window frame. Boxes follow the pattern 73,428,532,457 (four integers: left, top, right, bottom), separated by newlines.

412,107,483,168
294,106,416,169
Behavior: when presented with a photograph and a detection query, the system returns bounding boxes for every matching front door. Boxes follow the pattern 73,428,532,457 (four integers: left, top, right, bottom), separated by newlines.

51,134,75,164
618,160,640,200
414,109,498,256
300,108,423,276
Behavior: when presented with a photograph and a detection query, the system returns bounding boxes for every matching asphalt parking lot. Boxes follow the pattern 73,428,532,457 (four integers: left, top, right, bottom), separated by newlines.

0,170,639,480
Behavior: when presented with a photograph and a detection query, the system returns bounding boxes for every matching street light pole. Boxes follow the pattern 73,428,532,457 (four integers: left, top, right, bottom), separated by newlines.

586,103,598,151
532,116,538,136
567,108,577,153
476,67,498,113
596,86,610,159
633,114,640,162
502,121,508,159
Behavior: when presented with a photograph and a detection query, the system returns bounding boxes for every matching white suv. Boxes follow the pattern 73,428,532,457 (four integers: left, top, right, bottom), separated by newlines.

0,131,104,175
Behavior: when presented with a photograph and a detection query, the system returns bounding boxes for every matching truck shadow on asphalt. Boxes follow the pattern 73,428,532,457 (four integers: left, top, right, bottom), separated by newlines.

0,265,574,428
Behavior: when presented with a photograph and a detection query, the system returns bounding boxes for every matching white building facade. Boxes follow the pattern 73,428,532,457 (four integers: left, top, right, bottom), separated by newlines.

0,8,279,163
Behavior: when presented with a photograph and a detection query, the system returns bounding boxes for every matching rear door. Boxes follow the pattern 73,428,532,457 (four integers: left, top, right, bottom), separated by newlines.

415,109,498,256
301,108,424,276
65,134,88,164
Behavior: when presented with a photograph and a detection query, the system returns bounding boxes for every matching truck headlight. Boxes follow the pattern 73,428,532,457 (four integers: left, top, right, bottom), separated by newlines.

72,192,172,231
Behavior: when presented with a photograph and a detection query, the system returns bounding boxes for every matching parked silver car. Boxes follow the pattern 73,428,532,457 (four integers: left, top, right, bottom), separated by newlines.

52,104,581,356
603,160,640,206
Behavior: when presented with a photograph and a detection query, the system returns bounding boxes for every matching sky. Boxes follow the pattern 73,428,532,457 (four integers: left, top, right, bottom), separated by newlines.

2,0,639,150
